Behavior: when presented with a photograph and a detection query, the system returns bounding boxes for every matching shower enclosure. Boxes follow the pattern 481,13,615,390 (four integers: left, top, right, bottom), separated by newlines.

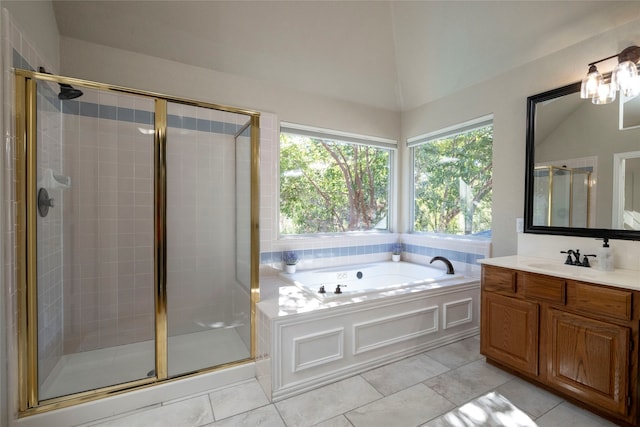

15,69,259,413
532,165,591,227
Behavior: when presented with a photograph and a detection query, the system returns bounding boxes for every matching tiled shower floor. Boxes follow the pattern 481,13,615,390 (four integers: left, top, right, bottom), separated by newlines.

79,336,618,427
40,328,250,400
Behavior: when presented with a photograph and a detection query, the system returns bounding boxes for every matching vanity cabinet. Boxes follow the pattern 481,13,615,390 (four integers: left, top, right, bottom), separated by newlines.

481,265,640,426
547,308,630,415
481,290,539,376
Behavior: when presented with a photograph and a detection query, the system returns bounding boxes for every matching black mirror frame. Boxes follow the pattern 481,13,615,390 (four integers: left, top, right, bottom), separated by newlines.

524,81,640,241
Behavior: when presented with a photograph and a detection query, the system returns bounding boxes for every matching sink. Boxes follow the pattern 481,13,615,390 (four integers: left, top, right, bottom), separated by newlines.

527,262,574,272
525,262,604,277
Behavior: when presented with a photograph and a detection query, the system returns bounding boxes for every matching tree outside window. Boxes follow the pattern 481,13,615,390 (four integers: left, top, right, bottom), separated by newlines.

412,125,493,236
280,132,391,235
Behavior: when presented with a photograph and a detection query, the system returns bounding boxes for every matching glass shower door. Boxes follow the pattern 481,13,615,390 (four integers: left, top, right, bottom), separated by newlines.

35,80,156,400
165,102,252,377
18,69,259,411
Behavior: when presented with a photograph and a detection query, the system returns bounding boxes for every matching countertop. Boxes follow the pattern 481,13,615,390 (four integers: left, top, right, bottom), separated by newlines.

479,255,640,291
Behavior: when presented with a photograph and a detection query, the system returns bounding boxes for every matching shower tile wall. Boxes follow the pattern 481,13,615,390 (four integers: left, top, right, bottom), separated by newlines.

62,89,155,353
5,9,62,392
4,9,62,408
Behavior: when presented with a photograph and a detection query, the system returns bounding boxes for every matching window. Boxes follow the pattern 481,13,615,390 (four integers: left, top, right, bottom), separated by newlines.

279,124,395,235
410,117,493,236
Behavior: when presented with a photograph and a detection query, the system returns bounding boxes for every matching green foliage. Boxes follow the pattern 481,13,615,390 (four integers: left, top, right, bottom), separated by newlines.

280,133,390,234
413,126,493,235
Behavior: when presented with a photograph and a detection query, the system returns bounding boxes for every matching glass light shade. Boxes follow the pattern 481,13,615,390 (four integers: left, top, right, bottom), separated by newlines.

624,75,640,98
580,67,602,99
612,60,639,96
592,82,616,105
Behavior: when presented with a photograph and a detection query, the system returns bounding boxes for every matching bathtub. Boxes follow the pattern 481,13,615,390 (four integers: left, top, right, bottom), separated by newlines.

261,259,479,401
280,260,464,300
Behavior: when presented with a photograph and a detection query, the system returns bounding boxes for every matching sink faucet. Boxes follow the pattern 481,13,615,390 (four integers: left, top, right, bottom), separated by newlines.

572,249,581,264
560,249,581,265
430,256,455,274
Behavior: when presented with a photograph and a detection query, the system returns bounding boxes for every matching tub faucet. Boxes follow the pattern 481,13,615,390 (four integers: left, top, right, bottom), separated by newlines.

430,256,455,274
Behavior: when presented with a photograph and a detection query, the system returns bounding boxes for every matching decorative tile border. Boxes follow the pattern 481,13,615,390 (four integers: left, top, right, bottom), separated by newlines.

404,243,485,264
260,242,484,265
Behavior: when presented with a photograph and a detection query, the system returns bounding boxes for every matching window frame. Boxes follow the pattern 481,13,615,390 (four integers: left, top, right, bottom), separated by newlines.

279,122,397,237
408,115,494,237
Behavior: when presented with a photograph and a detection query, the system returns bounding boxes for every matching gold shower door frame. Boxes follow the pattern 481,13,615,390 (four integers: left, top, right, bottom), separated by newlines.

534,165,592,227
14,69,260,416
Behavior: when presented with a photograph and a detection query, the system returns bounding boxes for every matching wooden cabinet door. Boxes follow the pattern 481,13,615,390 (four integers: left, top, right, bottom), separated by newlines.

547,309,630,416
481,292,539,376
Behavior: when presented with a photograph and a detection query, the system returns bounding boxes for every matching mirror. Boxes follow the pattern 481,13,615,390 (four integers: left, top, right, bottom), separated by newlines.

525,81,640,240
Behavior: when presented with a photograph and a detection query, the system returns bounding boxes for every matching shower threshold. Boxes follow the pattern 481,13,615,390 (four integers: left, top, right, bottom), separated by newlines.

39,328,250,400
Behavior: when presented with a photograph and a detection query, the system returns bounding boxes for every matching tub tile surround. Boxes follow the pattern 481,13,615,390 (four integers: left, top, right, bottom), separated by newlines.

64,336,618,427
260,233,491,279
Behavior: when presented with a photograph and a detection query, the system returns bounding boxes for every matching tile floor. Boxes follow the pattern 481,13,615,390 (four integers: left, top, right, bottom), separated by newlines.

80,336,618,427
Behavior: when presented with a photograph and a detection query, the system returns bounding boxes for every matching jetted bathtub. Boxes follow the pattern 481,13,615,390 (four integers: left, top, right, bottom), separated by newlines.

280,260,464,300
261,259,479,401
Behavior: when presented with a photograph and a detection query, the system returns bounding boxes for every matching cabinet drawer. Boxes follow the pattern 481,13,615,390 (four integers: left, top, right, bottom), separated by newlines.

566,281,632,321
482,266,516,294
519,272,565,304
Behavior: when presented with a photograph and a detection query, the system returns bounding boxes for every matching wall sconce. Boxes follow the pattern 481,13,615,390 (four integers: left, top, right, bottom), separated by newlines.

580,45,640,105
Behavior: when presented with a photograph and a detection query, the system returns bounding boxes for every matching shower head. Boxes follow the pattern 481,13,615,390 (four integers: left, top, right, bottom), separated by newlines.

57,83,83,100
38,67,83,100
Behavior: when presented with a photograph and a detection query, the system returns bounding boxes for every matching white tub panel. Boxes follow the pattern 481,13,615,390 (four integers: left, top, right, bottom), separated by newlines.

443,298,474,329
265,281,480,401
293,328,344,372
353,306,438,355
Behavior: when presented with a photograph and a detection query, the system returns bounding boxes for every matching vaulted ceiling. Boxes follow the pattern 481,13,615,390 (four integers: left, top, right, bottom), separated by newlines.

51,1,640,111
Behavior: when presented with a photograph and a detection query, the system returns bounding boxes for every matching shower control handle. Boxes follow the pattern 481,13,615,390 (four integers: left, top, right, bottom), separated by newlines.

335,284,347,294
37,188,55,217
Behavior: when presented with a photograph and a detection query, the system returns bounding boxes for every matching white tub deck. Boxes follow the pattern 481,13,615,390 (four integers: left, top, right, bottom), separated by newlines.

279,261,465,301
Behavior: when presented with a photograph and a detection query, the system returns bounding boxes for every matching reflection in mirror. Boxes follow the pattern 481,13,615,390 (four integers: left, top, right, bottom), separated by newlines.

525,82,640,240
532,166,591,227
620,92,640,129
625,157,640,229
613,151,640,229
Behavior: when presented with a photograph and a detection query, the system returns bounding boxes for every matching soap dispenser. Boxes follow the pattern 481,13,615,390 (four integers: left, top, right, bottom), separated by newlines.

596,238,614,271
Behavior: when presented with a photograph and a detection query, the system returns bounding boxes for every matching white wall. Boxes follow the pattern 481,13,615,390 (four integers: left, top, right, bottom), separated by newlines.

59,37,401,144
401,17,640,257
